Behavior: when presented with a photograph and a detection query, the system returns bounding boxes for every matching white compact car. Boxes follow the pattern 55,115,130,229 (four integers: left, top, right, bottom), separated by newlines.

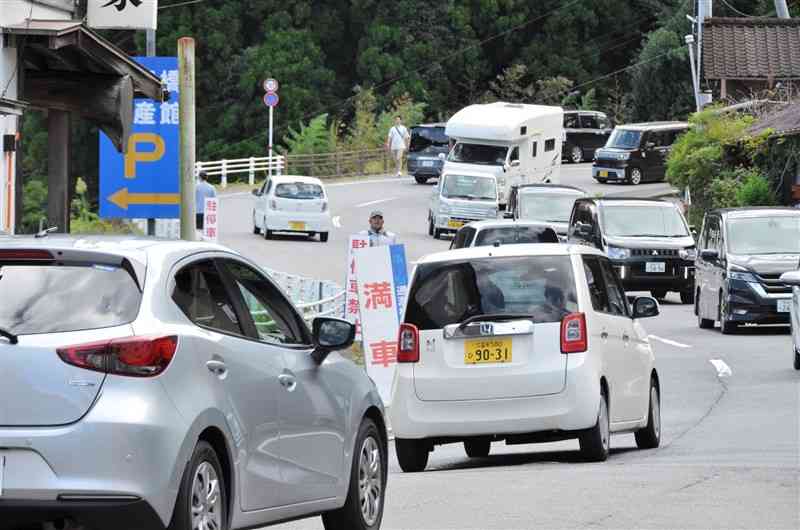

779,269,800,370
449,219,559,249
390,243,662,471
252,175,333,242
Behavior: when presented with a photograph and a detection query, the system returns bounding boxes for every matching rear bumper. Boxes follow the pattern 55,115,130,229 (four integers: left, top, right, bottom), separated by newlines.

0,499,163,530
389,353,600,439
265,211,332,233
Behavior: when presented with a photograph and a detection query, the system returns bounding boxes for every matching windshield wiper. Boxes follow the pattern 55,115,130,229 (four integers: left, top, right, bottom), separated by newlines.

458,313,535,330
0,327,18,345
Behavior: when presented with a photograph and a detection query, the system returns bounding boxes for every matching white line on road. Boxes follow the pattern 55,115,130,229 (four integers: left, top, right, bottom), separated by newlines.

356,197,397,208
332,216,342,228
648,335,692,349
709,359,733,378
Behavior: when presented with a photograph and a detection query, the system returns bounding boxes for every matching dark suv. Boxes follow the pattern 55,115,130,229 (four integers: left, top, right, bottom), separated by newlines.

407,123,450,184
562,110,613,164
568,198,696,303
592,122,688,185
695,208,800,334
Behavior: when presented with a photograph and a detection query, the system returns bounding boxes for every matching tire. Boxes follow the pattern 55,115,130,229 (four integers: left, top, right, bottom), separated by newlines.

579,391,610,462
395,438,429,473
464,439,491,458
629,167,644,185
433,228,442,240
651,289,667,300
320,232,329,243
322,419,386,530
414,175,429,184
428,216,434,237
635,380,661,450
168,441,227,530
794,349,800,370
697,292,714,329
570,145,583,164
719,297,738,335
596,178,608,184
252,213,260,235
680,290,695,305
263,219,272,240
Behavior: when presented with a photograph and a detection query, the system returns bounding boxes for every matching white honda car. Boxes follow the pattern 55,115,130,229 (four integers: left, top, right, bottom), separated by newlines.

390,243,662,471
252,175,333,242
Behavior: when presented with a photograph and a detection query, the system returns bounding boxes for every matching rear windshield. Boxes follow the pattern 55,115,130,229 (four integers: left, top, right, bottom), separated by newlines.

410,127,448,152
474,226,559,246
405,256,578,330
519,193,581,223
606,129,642,150
0,265,141,335
275,182,324,199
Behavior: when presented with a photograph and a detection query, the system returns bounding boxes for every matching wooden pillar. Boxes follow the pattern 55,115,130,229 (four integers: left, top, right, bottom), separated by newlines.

721,79,728,100
178,37,196,241
47,110,70,233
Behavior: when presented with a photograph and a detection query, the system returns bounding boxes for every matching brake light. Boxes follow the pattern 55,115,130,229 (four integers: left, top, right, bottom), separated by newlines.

397,324,419,363
0,249,54,261
561,313,587,354
57,336,177,377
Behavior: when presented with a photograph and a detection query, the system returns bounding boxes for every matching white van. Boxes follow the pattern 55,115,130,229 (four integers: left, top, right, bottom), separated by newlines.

444,102,564,208
428,171,499,239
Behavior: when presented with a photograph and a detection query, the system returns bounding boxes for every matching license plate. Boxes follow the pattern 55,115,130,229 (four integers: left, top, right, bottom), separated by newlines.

447,220,464,229
646,262,666,273
0,454,5,497
423,160,434,167
778,299,792,313
599,170,609,177
289,221,306,231
464,338,512,365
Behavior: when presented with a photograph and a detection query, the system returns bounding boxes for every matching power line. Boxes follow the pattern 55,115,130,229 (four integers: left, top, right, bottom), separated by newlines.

719,0,757,17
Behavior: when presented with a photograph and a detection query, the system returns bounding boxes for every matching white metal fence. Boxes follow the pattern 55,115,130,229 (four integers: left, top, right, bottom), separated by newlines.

265,268,345,322
195,156,285,189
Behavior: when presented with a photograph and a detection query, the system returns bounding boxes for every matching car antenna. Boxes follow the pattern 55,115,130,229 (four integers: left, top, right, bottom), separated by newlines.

35,218,58,238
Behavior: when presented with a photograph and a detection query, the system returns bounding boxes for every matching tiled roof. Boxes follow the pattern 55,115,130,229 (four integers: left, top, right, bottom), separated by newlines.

703,17,800,80
749,101,800,137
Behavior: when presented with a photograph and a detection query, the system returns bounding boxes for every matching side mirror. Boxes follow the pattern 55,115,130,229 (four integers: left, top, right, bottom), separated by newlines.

632,296,660,319
252,188,261,197
689,225,697,238
700,249,719,261
510,160,521,168
438,153,446,161
780,270,800,286
311,317,355,364
574,222,593,238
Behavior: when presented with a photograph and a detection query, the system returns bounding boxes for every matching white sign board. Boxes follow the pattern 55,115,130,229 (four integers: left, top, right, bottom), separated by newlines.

88,0,158,30
355,244,408,404
202,197,219,242
345,236,369,341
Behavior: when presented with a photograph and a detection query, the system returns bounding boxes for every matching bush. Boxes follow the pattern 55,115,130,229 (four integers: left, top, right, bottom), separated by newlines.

736,171,777,207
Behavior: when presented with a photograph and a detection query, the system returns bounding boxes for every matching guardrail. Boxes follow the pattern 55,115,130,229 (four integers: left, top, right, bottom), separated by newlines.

265,268,345,322
195,156,286,189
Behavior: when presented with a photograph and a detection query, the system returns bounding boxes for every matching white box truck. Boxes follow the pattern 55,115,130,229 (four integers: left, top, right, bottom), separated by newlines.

443,102,564,208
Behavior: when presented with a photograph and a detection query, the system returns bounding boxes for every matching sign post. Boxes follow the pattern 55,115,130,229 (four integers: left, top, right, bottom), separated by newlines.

263,79,279,178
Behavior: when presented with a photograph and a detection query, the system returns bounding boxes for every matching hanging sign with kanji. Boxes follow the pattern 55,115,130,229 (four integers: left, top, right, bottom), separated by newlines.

202,197,219,242
344,236,369,341
354,243,409,404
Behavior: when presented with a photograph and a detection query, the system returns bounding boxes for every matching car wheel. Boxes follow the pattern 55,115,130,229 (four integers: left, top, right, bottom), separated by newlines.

464,439,491,458
252,212,260,235
263,219,272,240
794,349,800,370
580,390,610,462
323,418,386,530
395,438,429,473
629,167,644,185
428,216,434,237
415,175,428,184
634,380,661,450
570,145,583,164
433,227,442,240
651,289,667,300
320,232,329,243
168,441,227,530
719,297,738,335
697,292,714,329
680,290,695,305
595,178,608,184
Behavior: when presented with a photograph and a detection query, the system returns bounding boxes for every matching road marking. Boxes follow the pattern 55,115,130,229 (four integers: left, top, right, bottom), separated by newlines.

356,197,396,208
648,335,692,349
332,216,342,228
709,359,733,378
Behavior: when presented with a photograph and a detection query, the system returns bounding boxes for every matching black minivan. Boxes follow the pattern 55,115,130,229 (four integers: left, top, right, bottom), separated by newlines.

695,208,800,334
592,122,688,185
407,123,450,184
568,197,697,303
562,110,613,164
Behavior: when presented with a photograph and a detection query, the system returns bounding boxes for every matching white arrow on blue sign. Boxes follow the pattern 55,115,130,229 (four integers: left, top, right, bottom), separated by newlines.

264,92,279,107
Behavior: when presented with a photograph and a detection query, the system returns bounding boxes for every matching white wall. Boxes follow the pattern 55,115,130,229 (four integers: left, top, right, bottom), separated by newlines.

1,1,73,26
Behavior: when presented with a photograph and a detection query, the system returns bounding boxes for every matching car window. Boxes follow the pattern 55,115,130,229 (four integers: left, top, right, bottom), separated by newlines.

451,227,474,249
173,260,244,336
473,226,559,246
580,114,599,129
545,139,556,152
599,258,628,317
532,141,538,158
564,114,579,128
405,256,578,330
606,129,642,149
582,256,611,314
510,146,519,163
220,260,310,346
598,115,611,129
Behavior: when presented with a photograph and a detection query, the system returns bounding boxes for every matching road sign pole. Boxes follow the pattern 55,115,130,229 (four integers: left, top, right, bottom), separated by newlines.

146,28,156,236
269,105,274,178
178,37,196,241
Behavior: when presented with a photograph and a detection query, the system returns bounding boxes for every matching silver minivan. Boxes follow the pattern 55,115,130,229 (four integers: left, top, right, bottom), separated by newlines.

428,171,499,239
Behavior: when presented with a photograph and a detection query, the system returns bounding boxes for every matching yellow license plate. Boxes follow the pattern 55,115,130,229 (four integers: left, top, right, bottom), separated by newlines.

600,170,609,177
464,338,513,365
447,220,464,229
289,221,306,231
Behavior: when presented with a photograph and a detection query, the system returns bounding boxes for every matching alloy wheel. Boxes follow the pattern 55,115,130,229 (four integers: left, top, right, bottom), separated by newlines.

191,462,223,530
599,396,610,453
630,168,643,185
651,386,661,440
571,146,583,164
358,436,383,526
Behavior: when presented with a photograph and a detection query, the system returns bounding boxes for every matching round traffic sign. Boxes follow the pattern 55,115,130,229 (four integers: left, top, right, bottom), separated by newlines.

263,78,279,93
263,92,280,107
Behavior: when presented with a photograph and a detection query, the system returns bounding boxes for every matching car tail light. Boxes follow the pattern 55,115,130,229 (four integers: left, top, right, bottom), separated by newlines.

561,313,587,354
269,200,277,210
397,324,419,363
0,249,54,261
57,336,178,377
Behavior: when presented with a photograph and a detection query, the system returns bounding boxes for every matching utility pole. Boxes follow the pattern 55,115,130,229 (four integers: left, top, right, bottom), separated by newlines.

146,29,156,236
685,35,701,112
775,0,790,18
178,37,196,241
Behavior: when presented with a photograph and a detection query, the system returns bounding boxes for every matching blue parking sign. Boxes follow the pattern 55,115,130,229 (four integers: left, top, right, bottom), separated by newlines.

100,57,180,219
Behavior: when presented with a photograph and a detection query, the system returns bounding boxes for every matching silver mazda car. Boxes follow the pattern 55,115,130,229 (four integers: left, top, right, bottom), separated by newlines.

0,237,387,530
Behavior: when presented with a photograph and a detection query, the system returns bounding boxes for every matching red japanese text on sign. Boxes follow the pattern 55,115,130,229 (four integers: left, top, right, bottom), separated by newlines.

364,281,393,310
370,340,397,367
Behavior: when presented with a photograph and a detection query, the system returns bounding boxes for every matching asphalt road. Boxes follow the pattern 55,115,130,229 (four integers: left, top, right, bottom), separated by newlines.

217,165,798,530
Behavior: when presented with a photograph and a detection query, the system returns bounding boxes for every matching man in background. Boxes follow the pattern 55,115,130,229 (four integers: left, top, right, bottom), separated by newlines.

195,170,217,230
361,210,397,247
386,115,410,177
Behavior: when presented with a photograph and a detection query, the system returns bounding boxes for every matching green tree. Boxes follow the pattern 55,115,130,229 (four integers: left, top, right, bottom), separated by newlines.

282,114,332,156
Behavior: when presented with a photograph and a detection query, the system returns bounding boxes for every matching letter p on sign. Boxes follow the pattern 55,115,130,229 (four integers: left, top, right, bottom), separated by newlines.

125,133,166,179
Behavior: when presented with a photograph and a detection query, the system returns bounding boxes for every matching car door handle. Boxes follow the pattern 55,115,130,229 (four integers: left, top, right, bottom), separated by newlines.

600,331,609,340
206,360,228,377
278,373,297,392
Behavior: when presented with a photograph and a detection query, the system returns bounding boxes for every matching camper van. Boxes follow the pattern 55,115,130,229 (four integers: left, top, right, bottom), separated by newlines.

443,102,564,208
